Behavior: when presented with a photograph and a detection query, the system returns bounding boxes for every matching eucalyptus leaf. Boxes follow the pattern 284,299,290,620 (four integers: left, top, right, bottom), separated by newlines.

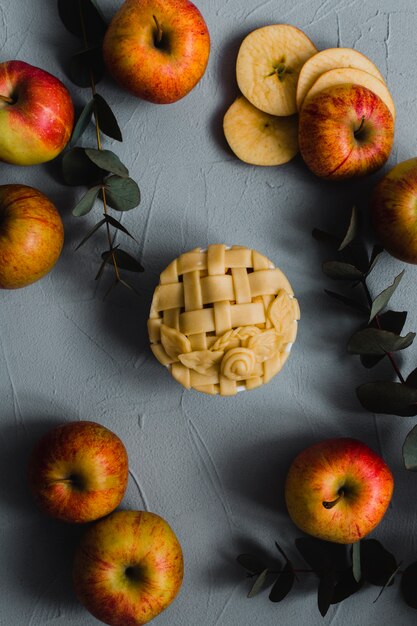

324,289,368,314
400,562,417,609
322,261,363,281
352,541,361,583
369,270,405,323
356,381,417,417
62,147,104,186
104,175,141,211
367,244,384,276
312,228,340,245
71,98,94,146
69,47,104,87
360,354,385,369
72,185,101,216
94,94,123,141
237,554,268,574
118,278,142,296
247,568,269,598
360,539,397,586
75,217,107,250
295,537,347,577
85,149,129,177
268,562,295,603
57,0,107,42
406,367,417,389
101,248,144,273
318,569,338,617
373,563,402,603
339,206,359,251
377,310,408,335
330,568,363,604
402,424,417,470
348,328,415,356
105,214,137,241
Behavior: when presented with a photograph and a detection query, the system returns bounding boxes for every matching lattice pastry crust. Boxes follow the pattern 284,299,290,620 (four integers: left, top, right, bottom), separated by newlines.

148,245,300,396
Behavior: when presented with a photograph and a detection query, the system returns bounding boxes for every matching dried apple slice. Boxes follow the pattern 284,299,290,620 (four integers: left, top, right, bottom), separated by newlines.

236,24,317,116
223,96,298,166
304,67,396,121
296,48,385,110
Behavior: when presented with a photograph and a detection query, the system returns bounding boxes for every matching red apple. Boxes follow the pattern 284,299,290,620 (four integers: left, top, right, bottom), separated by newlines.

103,0,210,104
371,157,417,263
299,84,394,180
73,510,184,625
0,184,64,289
0,60,74,165
285,438,394,544
28,421,128,523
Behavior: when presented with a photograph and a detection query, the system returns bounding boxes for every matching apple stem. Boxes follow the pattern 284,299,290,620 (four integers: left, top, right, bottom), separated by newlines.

153,15,163,45
0,94,15,104
323,489,344,509
354,115,366,138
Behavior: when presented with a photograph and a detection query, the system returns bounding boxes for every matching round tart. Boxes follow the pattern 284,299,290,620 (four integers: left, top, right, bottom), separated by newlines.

148,245,300,396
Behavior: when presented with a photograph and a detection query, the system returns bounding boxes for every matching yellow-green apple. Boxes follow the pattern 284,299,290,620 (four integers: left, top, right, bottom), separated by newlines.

103,0,210,104
0,60,74,165
73,510,184,625
285,438,394,544
28,421,128,523
0,184,64,289
299,84,394,180
371,157,417,264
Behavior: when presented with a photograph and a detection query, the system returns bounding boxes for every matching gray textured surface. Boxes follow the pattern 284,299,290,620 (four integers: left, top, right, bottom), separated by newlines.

1,0,417,624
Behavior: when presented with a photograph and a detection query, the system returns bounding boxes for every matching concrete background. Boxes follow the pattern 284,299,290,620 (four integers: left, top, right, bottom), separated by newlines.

1,0,417,624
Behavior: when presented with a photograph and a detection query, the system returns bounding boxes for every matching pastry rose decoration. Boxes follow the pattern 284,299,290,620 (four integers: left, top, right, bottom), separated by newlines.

221,347,256,381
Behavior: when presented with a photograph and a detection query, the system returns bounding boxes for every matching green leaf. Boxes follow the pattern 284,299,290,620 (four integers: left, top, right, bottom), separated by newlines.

356,381,417,417
401,562,417,609
57,0,107,43
367,244,384,276
324,289,368,314
352,541,361,583
237,554,268,574
318,569,338,617
331,568,363,604
104,176,141,211
247,569,269,598
360,354,385,369
377,310,408,335
94,94,122,142
373,563,402,603
402,424,417,470
268,562,295,603
348,328,415,356
322,261,363,281
369,270,405,323
339,206,359,251
295,537,348,578
101,248,144,273
406,367,417,389
105,214,137,241
360,539,397,586
69,47,104,87
72,185,101,216
75,217,107,250
71,99,94,146
62,147,104,186
85,149,129,177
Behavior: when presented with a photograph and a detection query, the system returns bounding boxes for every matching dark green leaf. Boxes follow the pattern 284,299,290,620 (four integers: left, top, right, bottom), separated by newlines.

268,562,294,603
356,381,417,416
339,206,359,251
102,277,119,300
401,562,417,609
324,289,368,314
367,244,384,276
373,563,402,603
377,310,408,335
94,94,122,141
105,214,137,241
237,554,268,574
69,47,104,87
295,537,347,578
118,278,143,296
360,539,397,586
75,218,106,250
406,367,417,389
57,0,107,42
352,541,361,583
104,176,141,211
71,99,94,146
85,149,128,177
318,569,338,617
247,569,269,598
402,424,417,470
62,147,104,186
360,354,385,369
72,185,101,216
369,270,405,322
101,248,144,273
348,328,415,356
312,228,340,245
322,261,363,281
331,568,363,604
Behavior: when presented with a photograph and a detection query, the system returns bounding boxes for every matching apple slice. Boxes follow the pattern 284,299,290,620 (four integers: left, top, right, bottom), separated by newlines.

296,48,385,110
304,67,396,121
223,96,298,166
236,24,317,116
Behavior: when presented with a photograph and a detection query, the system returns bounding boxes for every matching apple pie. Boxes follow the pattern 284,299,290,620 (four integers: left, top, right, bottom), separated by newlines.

148,245,300,396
